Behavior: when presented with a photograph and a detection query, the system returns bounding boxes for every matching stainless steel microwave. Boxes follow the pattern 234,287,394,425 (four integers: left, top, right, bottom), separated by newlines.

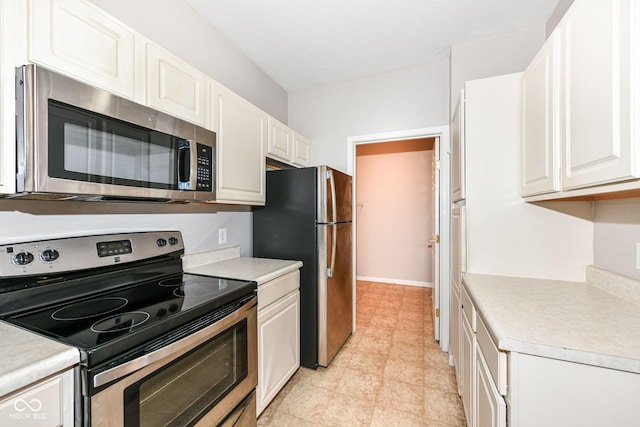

13,64,215,202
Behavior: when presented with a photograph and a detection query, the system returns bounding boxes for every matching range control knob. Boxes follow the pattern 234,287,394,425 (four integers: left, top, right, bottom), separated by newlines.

13,252,34,266
156,238,167,247
40,249,60,262
168,237,179,246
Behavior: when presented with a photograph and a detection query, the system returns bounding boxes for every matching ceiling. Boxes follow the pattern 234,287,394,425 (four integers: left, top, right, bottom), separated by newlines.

185,0,560,92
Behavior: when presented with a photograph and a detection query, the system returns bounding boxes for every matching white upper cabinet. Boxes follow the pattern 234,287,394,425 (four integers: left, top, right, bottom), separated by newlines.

561,0,638,190
267,116,294,162
0,0,18,194
212,82,267,205
521,33,561,197
28,0,136,99
145,43,208,127
292,132,312,167
266,116,312,168
451,91,465,202
523,0,640,200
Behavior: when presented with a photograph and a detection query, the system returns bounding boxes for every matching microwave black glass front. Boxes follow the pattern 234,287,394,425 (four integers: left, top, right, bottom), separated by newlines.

15,64,215,202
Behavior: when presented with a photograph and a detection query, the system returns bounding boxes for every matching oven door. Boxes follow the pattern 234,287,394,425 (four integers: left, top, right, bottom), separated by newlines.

90,297,257,427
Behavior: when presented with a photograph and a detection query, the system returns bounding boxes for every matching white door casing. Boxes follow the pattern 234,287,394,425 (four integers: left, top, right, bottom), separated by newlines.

347,125,450,351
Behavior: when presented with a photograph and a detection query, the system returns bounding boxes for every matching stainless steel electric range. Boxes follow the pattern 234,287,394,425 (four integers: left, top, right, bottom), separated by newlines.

0,231,257,427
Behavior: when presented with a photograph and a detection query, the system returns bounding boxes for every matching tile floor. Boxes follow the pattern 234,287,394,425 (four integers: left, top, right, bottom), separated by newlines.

257,280,466,426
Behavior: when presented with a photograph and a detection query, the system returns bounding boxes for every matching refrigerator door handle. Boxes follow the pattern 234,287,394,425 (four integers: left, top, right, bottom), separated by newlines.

327,224,337,278
327,169,337,277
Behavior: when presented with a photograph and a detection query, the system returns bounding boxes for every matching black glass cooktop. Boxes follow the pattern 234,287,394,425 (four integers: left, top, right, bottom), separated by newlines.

4,273,255,366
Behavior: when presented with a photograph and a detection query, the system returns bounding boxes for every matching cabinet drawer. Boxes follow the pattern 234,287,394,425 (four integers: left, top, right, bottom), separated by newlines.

476,315,507,395
257,270,300,309
461,285,476,332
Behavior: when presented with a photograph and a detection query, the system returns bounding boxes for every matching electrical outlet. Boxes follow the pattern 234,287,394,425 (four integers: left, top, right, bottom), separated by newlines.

636,243,640,270
218,228,227,244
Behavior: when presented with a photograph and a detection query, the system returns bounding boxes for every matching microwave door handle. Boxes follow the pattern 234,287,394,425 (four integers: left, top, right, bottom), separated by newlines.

178,140,196,190
327,169,337,278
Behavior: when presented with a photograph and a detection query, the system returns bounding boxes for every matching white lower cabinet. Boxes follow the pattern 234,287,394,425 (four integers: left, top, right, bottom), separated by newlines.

450,284,461,394
508,353,640,427
458,280,640,427
0,368,75,427
461,310,475,425
475,344,506,427
256,270,300,415
459,283,507,427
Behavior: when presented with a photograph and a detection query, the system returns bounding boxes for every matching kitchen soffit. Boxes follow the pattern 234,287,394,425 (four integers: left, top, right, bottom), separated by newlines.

185,0,561,92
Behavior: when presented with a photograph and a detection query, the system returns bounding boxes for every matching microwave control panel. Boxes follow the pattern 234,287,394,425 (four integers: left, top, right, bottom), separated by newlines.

196,143,213,191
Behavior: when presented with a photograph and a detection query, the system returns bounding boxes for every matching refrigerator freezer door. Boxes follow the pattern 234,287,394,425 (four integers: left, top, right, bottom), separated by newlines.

317,221,353,367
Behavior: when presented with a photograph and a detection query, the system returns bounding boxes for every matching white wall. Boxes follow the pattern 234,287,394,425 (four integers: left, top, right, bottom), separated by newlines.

594,199,640,280
289,61,450,172
88,0,288,123
450,26,546,118
356,139,434,286
0,201,253,256
464,74,593,282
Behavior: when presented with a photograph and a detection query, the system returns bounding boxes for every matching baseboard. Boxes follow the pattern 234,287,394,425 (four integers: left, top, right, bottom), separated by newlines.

356,276,433,288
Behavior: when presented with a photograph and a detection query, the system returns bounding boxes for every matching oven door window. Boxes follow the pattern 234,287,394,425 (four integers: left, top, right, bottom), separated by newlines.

124,319,248,427
47,100,181,190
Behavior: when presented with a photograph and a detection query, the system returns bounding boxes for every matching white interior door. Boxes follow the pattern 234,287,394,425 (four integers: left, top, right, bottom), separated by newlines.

431,137,441,340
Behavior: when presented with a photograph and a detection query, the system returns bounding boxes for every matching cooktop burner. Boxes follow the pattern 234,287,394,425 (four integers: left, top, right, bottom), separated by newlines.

51,297,129,321
91,311,150,333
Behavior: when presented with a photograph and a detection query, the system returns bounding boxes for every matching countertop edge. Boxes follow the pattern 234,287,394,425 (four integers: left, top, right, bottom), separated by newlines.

499,338,640,374
184,257,302,285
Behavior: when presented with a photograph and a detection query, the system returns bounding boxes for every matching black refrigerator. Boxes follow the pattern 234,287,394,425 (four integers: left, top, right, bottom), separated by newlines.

253,166,353,368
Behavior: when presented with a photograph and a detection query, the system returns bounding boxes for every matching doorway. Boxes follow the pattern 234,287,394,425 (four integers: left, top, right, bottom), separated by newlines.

347,126,450,352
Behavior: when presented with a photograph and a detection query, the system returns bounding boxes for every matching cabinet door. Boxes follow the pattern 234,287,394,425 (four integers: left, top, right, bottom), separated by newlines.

561,0,638,189
522,33,561,197
475,344,506,427
0,368,75,427
0,0,18,194
292,132,312,167
451,91,465,202
257,290,300,415
29,0,135,99
461,312,474,426
145,43,207,127
450,206,463,394
266,116,293,163
450,285,461,395
213,83,267,204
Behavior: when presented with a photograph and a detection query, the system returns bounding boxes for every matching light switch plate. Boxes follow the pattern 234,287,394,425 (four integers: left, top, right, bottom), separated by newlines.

636,243,640,270
219,228,227,244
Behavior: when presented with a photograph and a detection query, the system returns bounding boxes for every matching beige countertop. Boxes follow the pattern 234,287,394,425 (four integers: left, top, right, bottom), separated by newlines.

0,321,79,398
463,266,640,373
183,246,302,285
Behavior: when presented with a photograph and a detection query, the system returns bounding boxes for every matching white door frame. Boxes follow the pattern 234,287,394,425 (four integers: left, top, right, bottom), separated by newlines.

347,125,451,352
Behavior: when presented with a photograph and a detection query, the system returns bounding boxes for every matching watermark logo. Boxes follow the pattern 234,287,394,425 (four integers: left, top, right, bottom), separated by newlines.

13,399,42,412
7,398,47,422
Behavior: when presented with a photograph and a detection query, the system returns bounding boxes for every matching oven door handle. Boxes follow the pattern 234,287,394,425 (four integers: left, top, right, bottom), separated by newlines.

93,296,256,389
